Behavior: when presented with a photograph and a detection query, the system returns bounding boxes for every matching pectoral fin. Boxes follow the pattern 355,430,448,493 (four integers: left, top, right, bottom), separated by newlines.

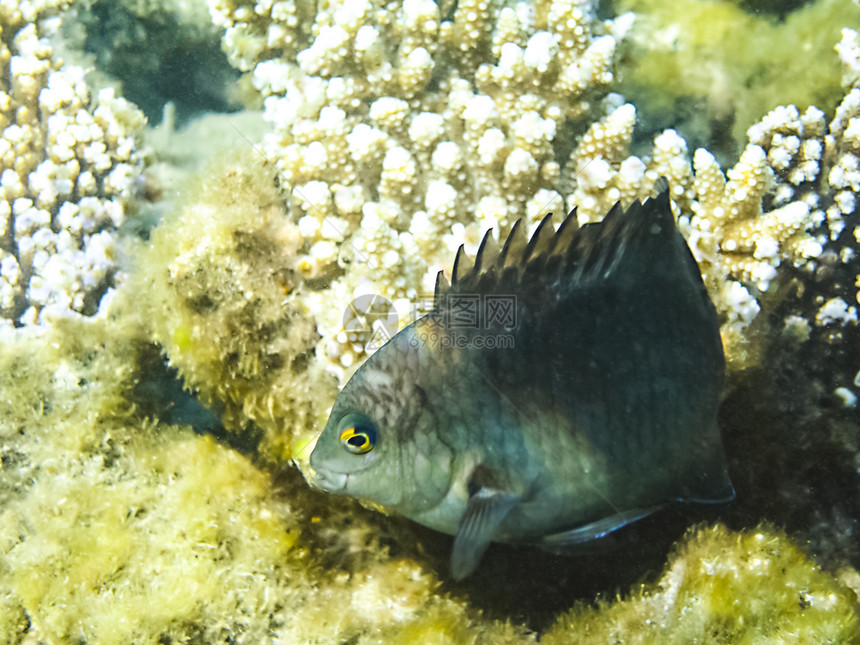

451,486,519,580
540,506,661,548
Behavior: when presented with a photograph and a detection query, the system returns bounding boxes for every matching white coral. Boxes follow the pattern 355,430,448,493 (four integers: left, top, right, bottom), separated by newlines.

0,7,144,326
211,0,859,377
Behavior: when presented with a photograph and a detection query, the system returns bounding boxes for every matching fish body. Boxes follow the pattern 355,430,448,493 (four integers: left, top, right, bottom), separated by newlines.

310,187,734,578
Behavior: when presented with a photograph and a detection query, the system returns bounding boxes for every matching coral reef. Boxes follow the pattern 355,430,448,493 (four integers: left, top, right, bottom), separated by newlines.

0,0,857,642
564,79,860,369
839,26,860,89
209,0,856,376
0,0,146,328
209,0,636,381
543,524,860,644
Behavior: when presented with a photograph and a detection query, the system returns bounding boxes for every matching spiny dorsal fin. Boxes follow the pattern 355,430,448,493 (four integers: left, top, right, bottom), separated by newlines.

441,183,678,299
577,201,626,281
445,206,577,296
472,228,498,276
524,213,556,260
499,219,528,271
451,244,474,283
433,270,450,307
551,207,579,256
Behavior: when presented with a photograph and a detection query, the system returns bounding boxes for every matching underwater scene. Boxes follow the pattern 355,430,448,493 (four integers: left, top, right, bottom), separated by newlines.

1,0,859,642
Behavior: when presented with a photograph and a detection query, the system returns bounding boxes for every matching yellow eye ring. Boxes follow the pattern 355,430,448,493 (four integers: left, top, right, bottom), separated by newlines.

340,425,376,455
336,413,378,455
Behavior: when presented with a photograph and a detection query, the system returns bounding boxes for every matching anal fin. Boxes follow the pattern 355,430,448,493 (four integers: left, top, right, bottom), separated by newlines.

540,506,661,548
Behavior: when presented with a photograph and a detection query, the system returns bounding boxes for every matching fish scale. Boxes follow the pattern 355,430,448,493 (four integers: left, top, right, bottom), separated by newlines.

310,185,735,579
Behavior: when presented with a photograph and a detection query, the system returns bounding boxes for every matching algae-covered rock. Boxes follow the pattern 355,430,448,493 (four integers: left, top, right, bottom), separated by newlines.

0,314,529,644
132,151,337,461
0,317,301,643
544,524,860,644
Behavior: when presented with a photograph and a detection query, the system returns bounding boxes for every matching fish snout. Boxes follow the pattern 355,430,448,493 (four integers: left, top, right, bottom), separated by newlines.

310,467,349,494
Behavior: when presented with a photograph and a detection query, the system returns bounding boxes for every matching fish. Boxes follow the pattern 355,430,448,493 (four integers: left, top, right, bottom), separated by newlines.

309,184,735,579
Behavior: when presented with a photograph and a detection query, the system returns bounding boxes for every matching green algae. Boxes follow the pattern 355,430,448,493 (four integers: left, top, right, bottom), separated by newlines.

130,151,338,463
0,313,527,644
0,316,300,643
613,0,859,156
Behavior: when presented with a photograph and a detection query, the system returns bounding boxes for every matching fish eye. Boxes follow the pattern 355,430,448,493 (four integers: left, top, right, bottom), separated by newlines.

337,413,378,455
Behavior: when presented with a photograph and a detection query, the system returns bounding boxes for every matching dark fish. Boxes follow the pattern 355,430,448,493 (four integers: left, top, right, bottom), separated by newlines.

310,185,734,579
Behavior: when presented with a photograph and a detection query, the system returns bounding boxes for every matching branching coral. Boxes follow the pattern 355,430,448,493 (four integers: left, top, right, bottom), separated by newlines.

563,75,860,369
209,0,636,381
0,2,857,643
0,0,146,328
208,0,860,377
561,97,842,367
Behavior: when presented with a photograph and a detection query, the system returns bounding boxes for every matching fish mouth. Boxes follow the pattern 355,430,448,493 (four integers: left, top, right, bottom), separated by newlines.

311,468,349,494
